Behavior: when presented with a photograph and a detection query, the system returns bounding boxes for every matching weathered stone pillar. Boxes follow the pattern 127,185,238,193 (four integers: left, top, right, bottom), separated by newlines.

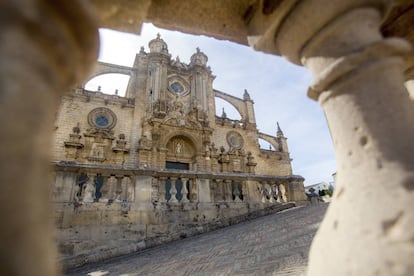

181,177,189,203
223,179,233,202
268,1,414,275
0,1,98,275
169,177,178,203
158,176,167,203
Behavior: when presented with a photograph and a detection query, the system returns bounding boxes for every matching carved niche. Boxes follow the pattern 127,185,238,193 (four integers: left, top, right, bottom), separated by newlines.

166,136,195,163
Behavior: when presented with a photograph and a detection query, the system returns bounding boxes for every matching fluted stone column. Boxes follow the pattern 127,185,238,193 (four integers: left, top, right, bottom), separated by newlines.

270,1,414,275
0,1,98,275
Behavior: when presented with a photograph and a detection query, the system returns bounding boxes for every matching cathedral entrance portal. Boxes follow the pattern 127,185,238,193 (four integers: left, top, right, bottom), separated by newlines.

164,136,195,202
165,135,196,169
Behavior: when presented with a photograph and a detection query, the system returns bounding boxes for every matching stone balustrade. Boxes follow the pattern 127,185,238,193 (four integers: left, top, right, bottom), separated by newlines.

51,161,304,267
52,161,305,207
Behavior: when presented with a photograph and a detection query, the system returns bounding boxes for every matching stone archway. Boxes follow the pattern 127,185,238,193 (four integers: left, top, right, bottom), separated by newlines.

165,135,196,169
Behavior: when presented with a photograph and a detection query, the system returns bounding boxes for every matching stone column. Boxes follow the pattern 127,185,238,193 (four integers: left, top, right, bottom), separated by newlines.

270,1,414,275
0,1,98,275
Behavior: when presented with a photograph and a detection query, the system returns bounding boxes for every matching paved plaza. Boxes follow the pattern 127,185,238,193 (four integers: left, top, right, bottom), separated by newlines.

66,204,328,276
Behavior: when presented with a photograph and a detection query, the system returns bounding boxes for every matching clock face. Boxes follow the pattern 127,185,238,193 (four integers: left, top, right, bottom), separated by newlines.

170,81,185,94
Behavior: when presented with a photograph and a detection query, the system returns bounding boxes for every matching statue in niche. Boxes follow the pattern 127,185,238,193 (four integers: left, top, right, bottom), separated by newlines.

176,142,182,154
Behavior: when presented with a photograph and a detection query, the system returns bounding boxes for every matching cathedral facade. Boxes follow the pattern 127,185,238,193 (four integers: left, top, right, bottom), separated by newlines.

51,35,306,267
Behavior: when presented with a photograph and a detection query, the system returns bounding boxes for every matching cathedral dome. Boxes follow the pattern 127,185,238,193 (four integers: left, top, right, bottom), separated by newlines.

190,47,208,66
148,33,168,54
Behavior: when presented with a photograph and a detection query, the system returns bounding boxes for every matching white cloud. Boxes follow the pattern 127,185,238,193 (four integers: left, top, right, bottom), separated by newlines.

97,23,337,185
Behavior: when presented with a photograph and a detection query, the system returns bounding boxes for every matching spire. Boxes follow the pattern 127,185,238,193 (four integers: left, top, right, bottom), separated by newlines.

243,89,251,100
277,122,284,137
221,108,227,119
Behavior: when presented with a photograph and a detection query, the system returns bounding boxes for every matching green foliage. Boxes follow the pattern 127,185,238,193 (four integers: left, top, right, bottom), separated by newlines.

319,189,333,197
325,189,333,197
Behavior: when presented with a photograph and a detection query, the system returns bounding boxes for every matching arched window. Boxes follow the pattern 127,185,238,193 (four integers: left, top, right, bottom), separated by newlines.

84,73,130,97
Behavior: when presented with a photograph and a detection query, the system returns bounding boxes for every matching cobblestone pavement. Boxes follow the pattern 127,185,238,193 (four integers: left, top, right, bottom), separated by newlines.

66,204,328,276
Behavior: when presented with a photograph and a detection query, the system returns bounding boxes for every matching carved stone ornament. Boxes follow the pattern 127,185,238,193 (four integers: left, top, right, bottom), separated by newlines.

87,107,117,130
226,131,243,150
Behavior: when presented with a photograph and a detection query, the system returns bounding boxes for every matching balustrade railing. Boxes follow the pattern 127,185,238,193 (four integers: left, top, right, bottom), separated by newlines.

73,173,134,203
53,162,303,206
258,181,287,204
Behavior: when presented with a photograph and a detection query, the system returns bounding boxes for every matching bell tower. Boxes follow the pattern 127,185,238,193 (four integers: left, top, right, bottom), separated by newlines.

147,34,171,117
189,47,215,122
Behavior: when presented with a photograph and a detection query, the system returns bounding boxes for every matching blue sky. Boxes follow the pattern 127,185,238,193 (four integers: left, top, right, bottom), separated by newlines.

88,23,336,185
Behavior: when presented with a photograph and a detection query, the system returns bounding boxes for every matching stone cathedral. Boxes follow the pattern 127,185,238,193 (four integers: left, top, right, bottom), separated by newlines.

51,35,306,267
